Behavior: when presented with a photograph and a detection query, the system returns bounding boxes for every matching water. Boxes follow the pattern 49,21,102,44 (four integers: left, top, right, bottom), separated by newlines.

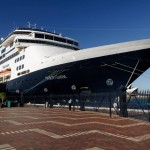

127,98,150,110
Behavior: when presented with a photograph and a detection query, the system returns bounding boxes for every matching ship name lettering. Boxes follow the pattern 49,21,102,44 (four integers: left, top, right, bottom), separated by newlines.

45,75,67,80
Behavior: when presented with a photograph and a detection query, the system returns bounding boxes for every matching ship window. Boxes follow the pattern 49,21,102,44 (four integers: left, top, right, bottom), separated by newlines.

74,41,78,46
20,55,25,60
45,35,53,40
14,31,31,35
1,49,6,54
22,64,24,69
35,33,44,39
54,37,66,43
17,39,79,50
16,66,18,71
0,52,19,65
19,65,21,70
67,40,73,45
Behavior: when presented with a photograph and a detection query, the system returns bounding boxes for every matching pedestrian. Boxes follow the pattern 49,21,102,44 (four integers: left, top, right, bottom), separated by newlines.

68,99,72,110
45,101,48,108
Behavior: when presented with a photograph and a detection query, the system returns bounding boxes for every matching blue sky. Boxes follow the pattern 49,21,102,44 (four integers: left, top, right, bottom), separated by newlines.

1,0,150,90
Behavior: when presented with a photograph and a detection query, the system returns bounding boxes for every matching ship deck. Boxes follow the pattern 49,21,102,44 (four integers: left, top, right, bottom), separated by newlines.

0,106,150,150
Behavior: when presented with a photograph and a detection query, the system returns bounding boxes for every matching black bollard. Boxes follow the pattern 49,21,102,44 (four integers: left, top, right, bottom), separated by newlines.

119,85,128,117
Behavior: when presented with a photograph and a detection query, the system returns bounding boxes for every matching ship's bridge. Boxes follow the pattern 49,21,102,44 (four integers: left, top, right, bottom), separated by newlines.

2,28,80,50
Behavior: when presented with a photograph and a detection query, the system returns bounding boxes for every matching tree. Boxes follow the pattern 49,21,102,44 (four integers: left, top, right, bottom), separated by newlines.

0,92,6,105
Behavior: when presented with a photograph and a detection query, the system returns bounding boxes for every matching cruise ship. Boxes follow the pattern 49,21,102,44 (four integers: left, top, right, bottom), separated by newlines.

0,27,150,95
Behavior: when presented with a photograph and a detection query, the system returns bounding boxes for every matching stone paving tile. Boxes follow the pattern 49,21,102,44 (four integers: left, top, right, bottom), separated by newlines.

0,107,150,150
0,144,16,150
86,147,104,150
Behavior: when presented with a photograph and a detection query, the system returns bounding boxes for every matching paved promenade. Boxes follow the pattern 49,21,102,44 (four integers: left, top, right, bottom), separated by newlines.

0,106,150,150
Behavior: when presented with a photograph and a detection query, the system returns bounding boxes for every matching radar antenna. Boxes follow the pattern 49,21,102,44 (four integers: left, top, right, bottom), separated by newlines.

33,24,36,29
27,22,37,29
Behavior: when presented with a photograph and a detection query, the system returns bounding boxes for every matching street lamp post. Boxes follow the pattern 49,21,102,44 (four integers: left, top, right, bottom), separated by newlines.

106,79,114,117
71,85,76,111
16,90,23,107
44,88,48,108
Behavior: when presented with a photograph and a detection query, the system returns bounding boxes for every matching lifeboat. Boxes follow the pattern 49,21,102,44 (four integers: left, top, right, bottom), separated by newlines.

0,68,11,82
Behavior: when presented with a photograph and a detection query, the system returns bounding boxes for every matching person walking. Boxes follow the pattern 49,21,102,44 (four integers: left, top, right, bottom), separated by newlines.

68,99,72,110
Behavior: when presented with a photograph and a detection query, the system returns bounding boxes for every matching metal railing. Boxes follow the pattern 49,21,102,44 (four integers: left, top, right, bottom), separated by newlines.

6,90,150,122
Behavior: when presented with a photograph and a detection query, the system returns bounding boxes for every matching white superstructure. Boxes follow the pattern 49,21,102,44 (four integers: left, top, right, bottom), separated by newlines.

0,28,79,82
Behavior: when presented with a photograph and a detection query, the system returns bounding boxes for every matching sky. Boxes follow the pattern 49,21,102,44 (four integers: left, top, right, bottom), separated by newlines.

0,0,150,90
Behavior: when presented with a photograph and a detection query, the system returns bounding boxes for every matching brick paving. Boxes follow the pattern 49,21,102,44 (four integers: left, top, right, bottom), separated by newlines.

0,106,150,150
